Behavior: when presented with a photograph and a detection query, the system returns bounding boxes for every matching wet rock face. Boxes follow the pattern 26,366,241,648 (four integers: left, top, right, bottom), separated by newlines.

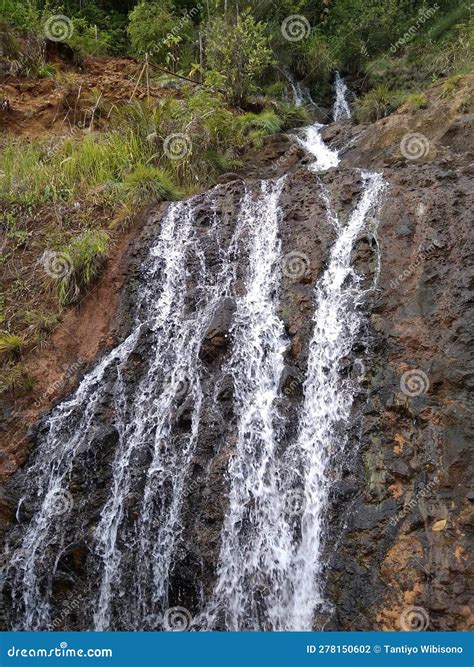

1,102,472,632
322,160,473,631
199,297,236,364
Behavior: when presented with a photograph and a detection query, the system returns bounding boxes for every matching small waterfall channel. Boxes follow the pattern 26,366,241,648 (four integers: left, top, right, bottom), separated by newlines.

333,71,352,121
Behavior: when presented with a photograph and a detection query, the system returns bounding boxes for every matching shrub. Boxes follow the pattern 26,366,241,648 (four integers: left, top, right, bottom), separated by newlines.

68,18,110,56
354,85,402,122
0,0,40,32
264,82,288,99
0,19,44,78
128,0,194,70
205,10,274,104
299,33,340,84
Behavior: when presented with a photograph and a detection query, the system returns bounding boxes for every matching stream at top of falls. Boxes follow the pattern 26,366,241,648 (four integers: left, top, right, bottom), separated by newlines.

3,108,386,631
333,72,352,122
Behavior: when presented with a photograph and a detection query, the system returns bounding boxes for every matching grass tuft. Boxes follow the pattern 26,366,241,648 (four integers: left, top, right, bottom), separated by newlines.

53,230,110,306
123,165,178,206
0,363,35,395
404,92,429,111
0,331,25,358
354,85,402,123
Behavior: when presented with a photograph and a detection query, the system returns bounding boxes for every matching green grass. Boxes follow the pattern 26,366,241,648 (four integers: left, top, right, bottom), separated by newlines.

354,85,403,123
123,165,179,206
275,102,312,130
0,93,297,208
0,331,25,358
23,310,60,343
36,63,57,79
53,230,110,306
0,363,35,395
364,15,473,93
239,110,283,135
404,92,428,111
0,91,297,397
441,74,464,97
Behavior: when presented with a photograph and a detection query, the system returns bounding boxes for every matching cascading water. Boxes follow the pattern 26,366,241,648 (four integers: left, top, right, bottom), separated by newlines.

3,75,386,632
278,170,385,629
333,71,352,121
284,69,317,110
201,171,385,631
296,123,340,171
286,73,340,172
5,192,246,630
200,177,294,631
287,75,304,108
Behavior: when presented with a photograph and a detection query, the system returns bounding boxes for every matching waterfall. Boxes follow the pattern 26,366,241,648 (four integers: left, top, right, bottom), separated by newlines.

296,123,340,171
3,109,386,632
279,170,385,629
201,177,293,631
283,69,316,109
333,71,352,121
6,192,245,630
201,172,386,630
288,76,304,108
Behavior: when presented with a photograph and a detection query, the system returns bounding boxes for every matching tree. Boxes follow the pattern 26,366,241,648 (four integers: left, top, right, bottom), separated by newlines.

128,0,193,69
205,9,274,104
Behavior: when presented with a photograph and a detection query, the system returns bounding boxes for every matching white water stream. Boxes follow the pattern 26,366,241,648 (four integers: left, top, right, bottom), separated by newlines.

333,71,352,121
